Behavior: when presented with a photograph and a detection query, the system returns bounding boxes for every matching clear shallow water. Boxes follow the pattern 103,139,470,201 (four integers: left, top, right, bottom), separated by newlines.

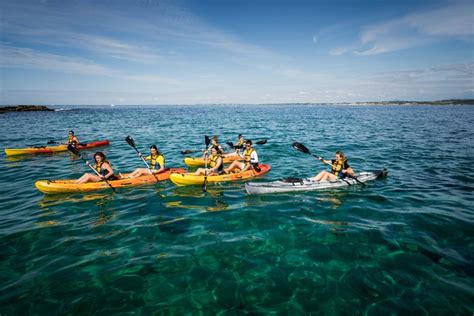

0,105,473,314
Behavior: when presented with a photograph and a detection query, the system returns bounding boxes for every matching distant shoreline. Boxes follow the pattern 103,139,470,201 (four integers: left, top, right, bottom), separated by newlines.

1,99,473,108
0,105,55,113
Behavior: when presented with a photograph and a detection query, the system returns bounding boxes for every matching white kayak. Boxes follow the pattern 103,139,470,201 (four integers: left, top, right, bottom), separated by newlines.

245,169,387,195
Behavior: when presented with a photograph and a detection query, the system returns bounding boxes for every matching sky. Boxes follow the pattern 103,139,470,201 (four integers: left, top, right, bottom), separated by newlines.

0,0,473,105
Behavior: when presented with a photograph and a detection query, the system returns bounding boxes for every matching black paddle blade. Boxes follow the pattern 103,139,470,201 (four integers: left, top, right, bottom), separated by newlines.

226,141,234,148
181,149,195,155
256,139,267,145
205,135,211,147
47,140,56,144
292,142,311,154
67,144,81,156
125,135,135,148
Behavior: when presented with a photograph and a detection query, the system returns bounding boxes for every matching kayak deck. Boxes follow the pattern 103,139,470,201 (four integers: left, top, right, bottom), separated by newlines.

170,164,271,186
35,167,186,194
5,140,110,156
245,169,387,195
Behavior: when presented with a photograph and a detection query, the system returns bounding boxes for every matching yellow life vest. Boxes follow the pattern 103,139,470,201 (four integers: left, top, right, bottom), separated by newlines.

243,148,255,164
146,154,164,170
94,160,111,176
237,138,245,147
331,159,347,175
68,135,77,145
209,153,220,168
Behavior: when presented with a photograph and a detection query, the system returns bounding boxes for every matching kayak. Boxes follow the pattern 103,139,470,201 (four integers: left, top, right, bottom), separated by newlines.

184,155,241,167
5,140,110,156
245,169,387,195
169,164,271,186
35,167,186,194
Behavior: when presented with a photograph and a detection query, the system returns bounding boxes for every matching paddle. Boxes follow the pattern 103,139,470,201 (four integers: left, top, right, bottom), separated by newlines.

292,142,365,185
202,135,211,192
125,136,152,174
67,145,116,191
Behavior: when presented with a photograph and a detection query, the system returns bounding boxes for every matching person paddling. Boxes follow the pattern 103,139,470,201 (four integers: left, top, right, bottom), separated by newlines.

194,147,223,176
312,151,355,182
128,145,165,178
67,130,80,146
223,134,245,158
203,136,224,157
74,152,117,184
224,140,259,173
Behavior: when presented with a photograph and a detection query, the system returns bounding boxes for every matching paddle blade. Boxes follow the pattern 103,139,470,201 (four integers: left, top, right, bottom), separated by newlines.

181,149,196,155
226,142,234,148
125,135,136,148
47,140,56,144
67,144,81,157
205,135,211,147
256,139,267,145
292,142,311,154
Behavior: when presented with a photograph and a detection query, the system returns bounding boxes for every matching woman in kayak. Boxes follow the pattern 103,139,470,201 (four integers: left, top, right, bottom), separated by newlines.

313,151,355,181
67,130,80,146
203,136,224,157
74,152,117,184
224,140,259,173
128,145,165,178
194,147,223,176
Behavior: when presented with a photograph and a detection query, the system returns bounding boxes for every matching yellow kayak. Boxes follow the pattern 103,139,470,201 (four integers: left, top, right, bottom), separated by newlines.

35,168,186,194
170,164,271,186
184,155,241,167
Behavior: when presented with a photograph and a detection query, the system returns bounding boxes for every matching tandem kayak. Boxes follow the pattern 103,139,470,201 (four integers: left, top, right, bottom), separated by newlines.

35,167,186,194
184,155,241,167
5,140,110,156
245,169,387,195
169,164,271,186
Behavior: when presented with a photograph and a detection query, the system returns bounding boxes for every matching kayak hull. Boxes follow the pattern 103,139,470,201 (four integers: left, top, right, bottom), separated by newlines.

184,155,241,167
35,167,186,194
245,169,387,195
5,140,110,156
170,164,271,186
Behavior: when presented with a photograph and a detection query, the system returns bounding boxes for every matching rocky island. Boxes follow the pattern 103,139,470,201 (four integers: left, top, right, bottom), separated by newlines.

0,105,55,113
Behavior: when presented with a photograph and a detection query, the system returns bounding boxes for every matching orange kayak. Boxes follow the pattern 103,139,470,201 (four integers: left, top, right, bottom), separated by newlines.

5,140,110,156
35,167,186,194
184,154,241,167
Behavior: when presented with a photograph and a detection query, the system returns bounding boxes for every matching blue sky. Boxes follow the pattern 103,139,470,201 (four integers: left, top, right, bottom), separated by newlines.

1,0,473,105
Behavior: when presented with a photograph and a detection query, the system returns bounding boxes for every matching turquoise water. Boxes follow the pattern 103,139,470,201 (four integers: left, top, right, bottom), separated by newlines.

0,105,473,314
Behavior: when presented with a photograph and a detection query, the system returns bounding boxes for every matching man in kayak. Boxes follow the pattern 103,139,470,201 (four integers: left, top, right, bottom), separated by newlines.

128,145,165,178
313,151,355,181
222,134,245,158
67,130,80,146
75,152,118,183
194,147,223,176
223,140,259,173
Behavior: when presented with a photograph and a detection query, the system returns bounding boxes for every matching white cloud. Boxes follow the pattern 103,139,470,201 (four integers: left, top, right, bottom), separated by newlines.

333,1,474,56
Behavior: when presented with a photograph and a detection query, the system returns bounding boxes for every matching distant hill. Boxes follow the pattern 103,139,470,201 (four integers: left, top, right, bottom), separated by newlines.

353,99,474,105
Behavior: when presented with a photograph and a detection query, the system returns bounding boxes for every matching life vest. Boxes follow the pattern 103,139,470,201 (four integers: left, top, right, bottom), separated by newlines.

68,135,78,145
237,138,245,147
243,148,255,164
147,154,164,170
94,160,111,176
209,153,223,172
331,159,348,176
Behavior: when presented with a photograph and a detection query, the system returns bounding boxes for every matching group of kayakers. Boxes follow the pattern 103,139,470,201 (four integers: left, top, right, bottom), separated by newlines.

67,131,355,184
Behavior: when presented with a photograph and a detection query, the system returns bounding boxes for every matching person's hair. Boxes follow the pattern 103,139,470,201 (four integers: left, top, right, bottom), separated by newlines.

245,140,252,146
212,147,223,155
68,130,74,135
335,151,345,160
212,136,218,142
238,134,243,138
94,152,106,163
150,145,160,155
